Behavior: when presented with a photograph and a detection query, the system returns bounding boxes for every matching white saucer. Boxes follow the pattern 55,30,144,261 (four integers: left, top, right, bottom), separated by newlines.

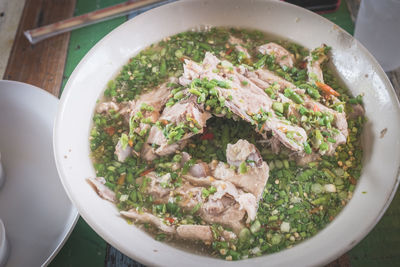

0,81,78,267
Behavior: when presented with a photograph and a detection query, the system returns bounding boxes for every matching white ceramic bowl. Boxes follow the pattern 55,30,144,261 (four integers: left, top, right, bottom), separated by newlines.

54,0,400,266
0,81,78,266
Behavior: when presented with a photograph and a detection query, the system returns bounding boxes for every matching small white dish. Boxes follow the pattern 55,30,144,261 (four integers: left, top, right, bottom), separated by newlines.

0,219,9,267
0,81,78,267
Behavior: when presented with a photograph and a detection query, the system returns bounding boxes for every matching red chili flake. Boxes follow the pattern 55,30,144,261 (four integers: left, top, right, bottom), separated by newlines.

139,168,155,177
349,177,357,185
264,225,280,231
309,207,320,214
200,132,214,140
165,217,175,223
226,48,233,55
104,126,115,136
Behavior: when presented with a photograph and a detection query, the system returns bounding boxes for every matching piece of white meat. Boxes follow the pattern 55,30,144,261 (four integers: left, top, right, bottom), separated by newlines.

120,209,176,234
258,42,295,68
145,100,211,157
209,178,258,223
176,225,236,242
96,101,120,114
115,139,134,162
176,225,213,242
348,103,365,119
306,44,328,83
87,177,116,202
250,68,305,94
189,162,210,178
226,139,262,167
136,172,172,204
229,36,251,59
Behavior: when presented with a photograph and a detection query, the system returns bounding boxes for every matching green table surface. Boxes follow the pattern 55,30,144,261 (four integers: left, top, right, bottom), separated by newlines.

50,1,400,266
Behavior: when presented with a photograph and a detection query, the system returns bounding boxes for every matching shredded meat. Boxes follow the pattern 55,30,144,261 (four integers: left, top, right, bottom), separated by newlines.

120,209,176,234
258,42,295,68
87,177,116,202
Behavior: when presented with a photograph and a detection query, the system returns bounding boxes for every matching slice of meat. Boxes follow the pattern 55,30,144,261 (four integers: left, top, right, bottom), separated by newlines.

293,152,321,166
210,180,241,201
237,193,258,223
266,118,308,152
217,67,309,151
118,79,175,125
208,180,258,223
200,204,245,234
226,139,262,167
145,100,211,157
221,229,237,241
242,71,271,90
179,59,205,86
120,209,176,234
326,131,347,155
96,101,120,114
115,80,176,161
348,103,365,119
176,225,237,242
175,183,204,211
202,196,233,215
258,42,295,68
176,225,213,242
146,126,165,148
182,174,215,187
180,151,191,165
213,161,269,202
141,143,158,161
250,68,305,94
189,162,210,178
87,177,116,202
129,80,174,118
215,139,270,202
180,53,273,120
215,74,273,120
303,97,348,141
115,139,133,162
160,99,211,125
306,45,328,83
276,92,303,123
269,135,281,154
229,36,251,58
155,141,183,157
137,172,172,203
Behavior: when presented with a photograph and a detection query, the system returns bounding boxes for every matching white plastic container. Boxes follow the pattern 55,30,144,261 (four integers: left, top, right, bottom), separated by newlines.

0,219,9,267
354,0,400,72
0,152,4,189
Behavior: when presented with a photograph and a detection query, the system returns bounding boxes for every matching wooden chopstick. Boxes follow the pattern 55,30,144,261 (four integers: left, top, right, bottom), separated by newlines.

24,0,166,44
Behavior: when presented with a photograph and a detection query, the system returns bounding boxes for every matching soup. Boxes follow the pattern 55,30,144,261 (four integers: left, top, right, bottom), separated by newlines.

88,27,365,260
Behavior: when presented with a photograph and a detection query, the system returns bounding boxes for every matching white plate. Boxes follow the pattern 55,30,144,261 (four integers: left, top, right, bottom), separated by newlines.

54,0,400,266
0,81,78,267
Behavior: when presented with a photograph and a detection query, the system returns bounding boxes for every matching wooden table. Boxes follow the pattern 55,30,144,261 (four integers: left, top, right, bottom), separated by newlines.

1,0,399,266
